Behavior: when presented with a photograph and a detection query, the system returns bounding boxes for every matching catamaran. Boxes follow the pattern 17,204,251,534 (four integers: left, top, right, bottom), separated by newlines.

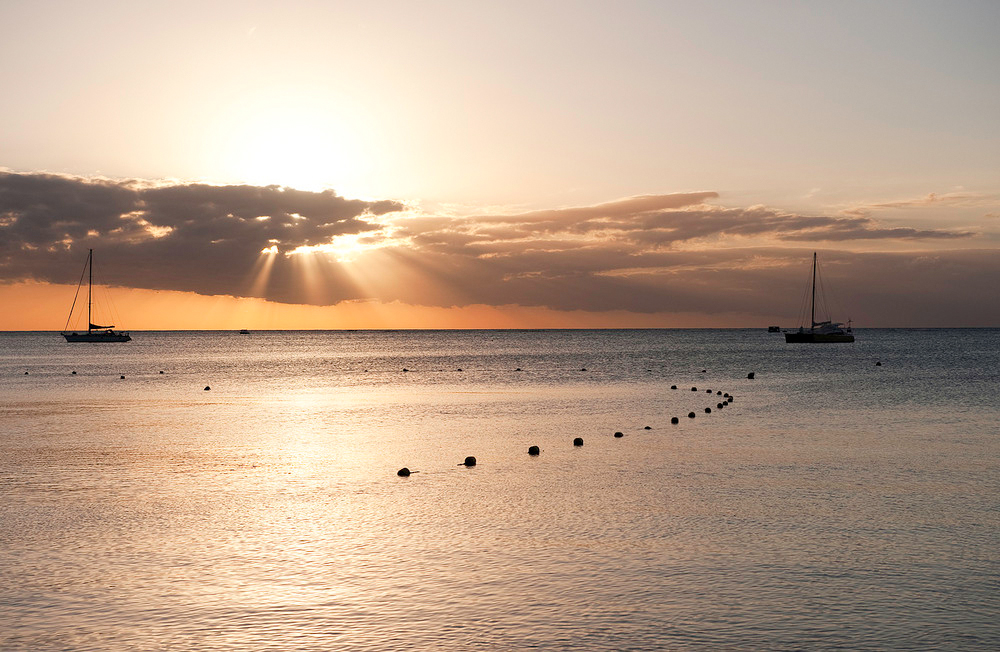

62,249,131,342
785,252,854,343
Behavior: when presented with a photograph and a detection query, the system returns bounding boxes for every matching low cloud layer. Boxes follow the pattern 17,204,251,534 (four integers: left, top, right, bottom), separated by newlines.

2,171,997,325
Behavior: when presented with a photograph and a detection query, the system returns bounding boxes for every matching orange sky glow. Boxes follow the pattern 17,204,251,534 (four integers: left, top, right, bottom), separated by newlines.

1,2,998,328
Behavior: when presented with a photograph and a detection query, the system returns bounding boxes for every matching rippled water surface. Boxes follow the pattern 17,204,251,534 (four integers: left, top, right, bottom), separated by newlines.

2,329,999,650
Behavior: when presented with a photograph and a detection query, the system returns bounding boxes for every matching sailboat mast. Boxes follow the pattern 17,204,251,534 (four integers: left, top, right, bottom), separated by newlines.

810,251,816,330
87,249,93,333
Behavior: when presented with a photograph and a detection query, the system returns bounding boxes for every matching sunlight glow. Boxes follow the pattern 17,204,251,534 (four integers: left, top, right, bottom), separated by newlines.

213,96,369,193
289,232,394,263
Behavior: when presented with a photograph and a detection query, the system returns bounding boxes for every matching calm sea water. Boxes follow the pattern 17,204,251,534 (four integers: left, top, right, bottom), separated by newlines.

2,329,998,651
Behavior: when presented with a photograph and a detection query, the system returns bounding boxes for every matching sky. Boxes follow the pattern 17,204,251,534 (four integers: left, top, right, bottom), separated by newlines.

1,0,998,329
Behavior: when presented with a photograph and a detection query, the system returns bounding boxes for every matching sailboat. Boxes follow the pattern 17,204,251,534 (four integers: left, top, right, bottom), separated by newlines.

785,252,854,343
62,249,131,342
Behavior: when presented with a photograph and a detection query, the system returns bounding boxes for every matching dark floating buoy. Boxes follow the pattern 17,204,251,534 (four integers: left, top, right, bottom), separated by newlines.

723,400,729,406
747,372,755,379
614,431,624,438
723,392,730,397
706,389,712,393
671,385,677,389
688,412,696,418
462,456,477,467
457,368,462,371
580,368,587,372
705,407,712,413
573,437,584,446
71,371,77,375
671,416,679,424
397,467,411,477
644,425,652,430
120,375,125,379
204,385,211,391
528,445,540,455
717,391,722,395
403,368,409,372
515,368,522,371
717,403,724,409
24,371,28,375
875,361,882,366
691,387,697,391
159,370,164,374
701,369,706,373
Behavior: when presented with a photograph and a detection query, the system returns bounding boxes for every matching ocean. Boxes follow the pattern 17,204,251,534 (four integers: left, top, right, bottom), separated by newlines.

1,329,998,650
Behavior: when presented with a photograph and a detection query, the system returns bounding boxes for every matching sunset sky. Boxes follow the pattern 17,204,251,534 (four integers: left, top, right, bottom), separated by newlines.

2,0,998,329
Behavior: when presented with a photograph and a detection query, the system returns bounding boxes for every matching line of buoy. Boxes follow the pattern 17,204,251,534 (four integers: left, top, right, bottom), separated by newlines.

395,376,743,477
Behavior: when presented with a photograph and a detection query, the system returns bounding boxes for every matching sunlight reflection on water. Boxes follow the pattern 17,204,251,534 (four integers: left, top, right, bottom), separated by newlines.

1,329,999,650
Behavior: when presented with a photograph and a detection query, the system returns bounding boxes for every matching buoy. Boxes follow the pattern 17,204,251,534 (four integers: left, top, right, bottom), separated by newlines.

671,385,677,389
71,371,77,375
204,386,210,391
723,392,730,397
701,369,706,373
397,467,411,477
747,372,755,379
671,417,679,424
573,437,584,446
723,400,729,406
528,445,540,455
688,412,696,418
159,370,164,374
515,368,522,371
717,391,722,395
717,403,723,409
706,389,712,393
727,397,734,403
24,371,28,375
120,375,125,379
614,431,624,438
644,426,652,430
691,387,697,391
580,368,587,371
705,407,712,413
876,361,882,366
462,456,477,467
403,368,409,372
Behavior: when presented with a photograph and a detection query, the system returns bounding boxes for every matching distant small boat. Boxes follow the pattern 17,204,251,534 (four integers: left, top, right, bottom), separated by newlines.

767,326,781,333
785,252,854,343
62,249,131,343
239,329,250,335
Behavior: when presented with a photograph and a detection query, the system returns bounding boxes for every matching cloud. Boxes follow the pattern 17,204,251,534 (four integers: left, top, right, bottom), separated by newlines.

2,171,996,325
845,191,999,218
0,171,402,302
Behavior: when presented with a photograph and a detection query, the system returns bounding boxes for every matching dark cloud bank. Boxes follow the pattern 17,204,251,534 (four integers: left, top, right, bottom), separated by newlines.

1,171,997,325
